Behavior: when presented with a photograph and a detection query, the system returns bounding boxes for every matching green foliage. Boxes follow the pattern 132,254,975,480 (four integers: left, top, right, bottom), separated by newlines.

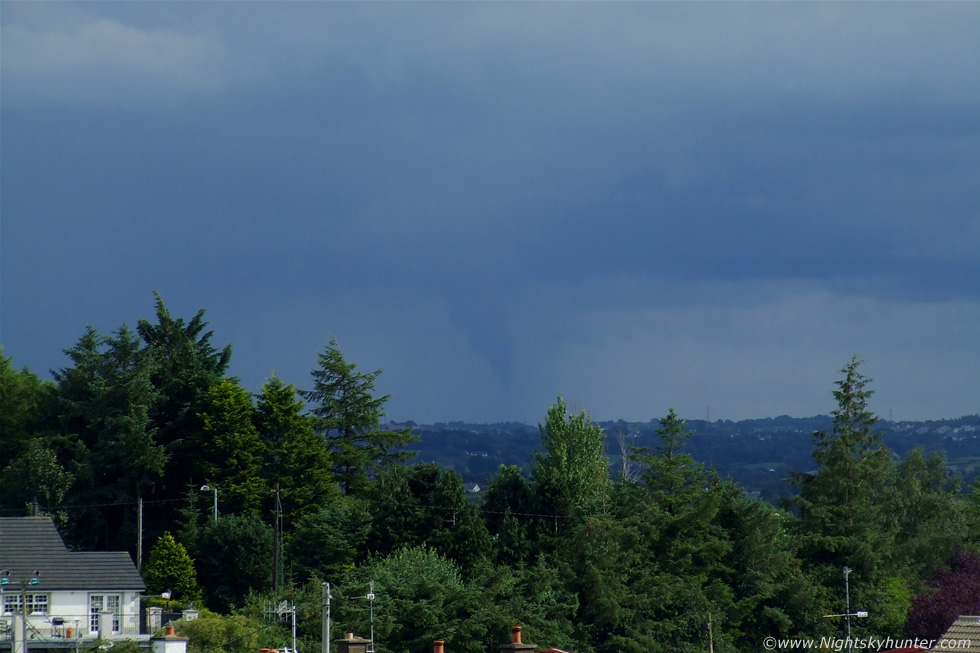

633,409,706,510
715,484,828,649
143,532,202,602
531,396,610,539
454,555,579,653
197,379,267,514
0,347,49,450
241,582,323,653
51,324,165,550
300,337,417,496
173,612,265,653
553,410,739,653
890,449,967,580
480,465,534,566
12,303,980,652
194,513,273,613
137,293,232,526
368,463,492,576
632,410,730,578
0,438,74,518
256,376,339,523
349,546,470,653
789,357,898,639
83,640,140,653
288,497,372,583
791,358,894,547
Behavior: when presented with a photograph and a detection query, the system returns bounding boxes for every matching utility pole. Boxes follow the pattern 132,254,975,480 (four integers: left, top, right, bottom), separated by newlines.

12,572,41,653
322,583,332,653
273,484,281,595
352,582,376,653
707,612,714,653
137,497,143,573
844,566,852,653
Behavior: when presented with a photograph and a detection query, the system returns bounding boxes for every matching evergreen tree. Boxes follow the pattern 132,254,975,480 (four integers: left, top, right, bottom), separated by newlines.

288,497,372,583
789,356,898,635
564,410,733,653
370,464,494,577
197,379,267,515
52,325,165,550
714,483,829,650
349,546,471,653
300,338,416,496
458,554,579,653
255,376,338,524
194,513,273,612
137,293,232,511
143,532,202,602
480,465,534,566
632,409,729,577
0,348,50,452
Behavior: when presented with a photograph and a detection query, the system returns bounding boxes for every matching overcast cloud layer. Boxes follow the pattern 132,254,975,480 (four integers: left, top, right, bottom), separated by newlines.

3,2,979,424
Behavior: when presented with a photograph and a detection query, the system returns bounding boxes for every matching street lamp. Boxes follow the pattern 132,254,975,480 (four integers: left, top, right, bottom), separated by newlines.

200,485,218,522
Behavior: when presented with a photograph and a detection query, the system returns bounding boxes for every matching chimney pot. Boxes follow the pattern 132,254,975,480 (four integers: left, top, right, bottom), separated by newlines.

511,626,522,644
165,626,175,637
433,640,445,653
346,633,354,640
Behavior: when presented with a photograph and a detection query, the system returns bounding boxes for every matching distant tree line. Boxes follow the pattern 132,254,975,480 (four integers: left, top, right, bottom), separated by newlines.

3,295,980,652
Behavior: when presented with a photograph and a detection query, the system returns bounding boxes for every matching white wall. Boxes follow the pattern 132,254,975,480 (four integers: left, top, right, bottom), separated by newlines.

29,590,143,638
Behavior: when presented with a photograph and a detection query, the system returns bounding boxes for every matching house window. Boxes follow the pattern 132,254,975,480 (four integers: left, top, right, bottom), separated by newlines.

89,595,121,633
27,594,48,614
2,594,48,614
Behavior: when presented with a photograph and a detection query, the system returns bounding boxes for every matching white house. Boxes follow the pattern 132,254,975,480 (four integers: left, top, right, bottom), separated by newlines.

0,517,146,652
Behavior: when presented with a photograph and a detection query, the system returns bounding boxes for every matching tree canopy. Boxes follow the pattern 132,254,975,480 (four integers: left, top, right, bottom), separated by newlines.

6,306,980,653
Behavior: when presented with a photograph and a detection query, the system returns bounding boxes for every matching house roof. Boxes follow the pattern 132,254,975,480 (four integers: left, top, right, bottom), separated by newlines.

932,616,980,652
0,517,145,592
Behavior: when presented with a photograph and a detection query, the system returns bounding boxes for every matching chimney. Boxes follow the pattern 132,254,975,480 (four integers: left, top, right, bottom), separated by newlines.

499,625,535,652
433,641,445,653
335,632,371,653
151,622,188,653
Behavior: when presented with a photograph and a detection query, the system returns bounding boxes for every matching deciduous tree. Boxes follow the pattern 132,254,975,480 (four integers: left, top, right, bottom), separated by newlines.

531,396,609,539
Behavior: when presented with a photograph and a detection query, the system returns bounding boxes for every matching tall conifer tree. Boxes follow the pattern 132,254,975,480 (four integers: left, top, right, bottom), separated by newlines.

300,337,415,496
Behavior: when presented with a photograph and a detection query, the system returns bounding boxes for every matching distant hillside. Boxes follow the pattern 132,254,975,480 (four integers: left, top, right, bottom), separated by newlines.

393,414,980,501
